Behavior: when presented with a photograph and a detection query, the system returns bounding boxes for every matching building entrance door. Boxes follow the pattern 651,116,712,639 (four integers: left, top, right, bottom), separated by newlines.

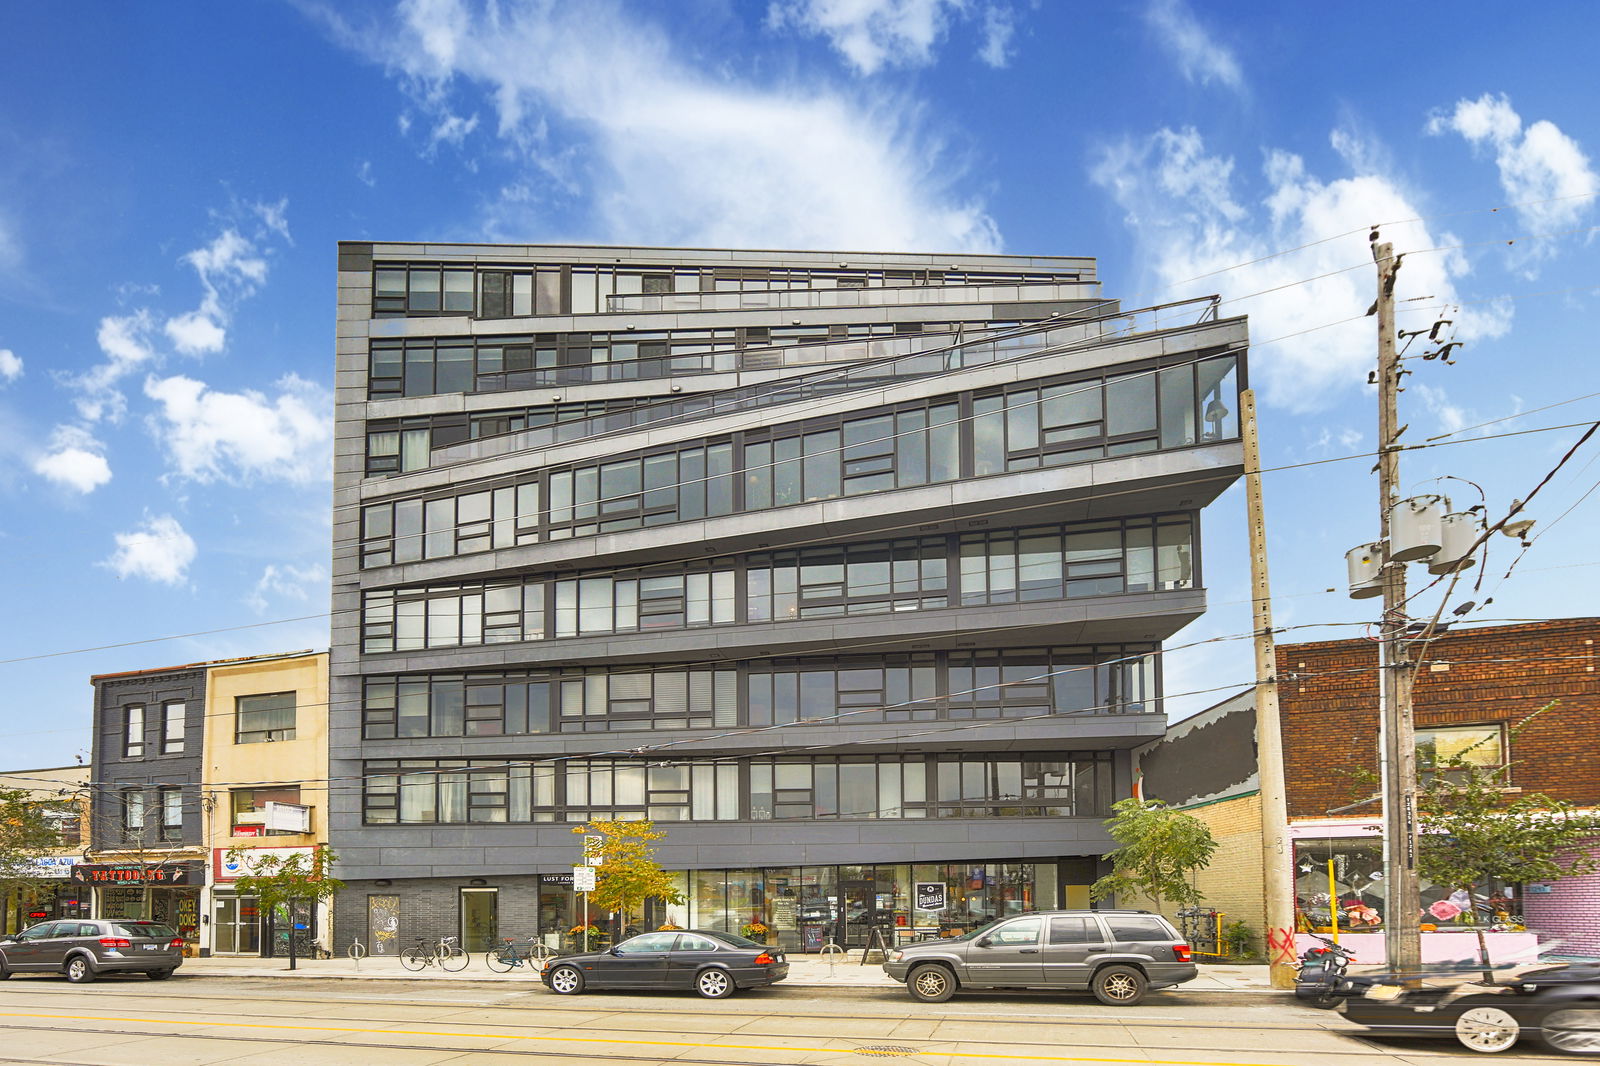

460,888,498,952
212,895,261,954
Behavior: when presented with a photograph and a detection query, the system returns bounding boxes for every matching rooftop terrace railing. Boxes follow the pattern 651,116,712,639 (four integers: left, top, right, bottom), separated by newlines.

603,280,1095,314
426,295,1221,469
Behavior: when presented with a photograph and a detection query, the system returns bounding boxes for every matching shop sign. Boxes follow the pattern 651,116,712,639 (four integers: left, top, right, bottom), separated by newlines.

25,856,79,880
212,847,312,882
915,882,948,912
541,873,573,886
71,862,204,885
232,825,263,837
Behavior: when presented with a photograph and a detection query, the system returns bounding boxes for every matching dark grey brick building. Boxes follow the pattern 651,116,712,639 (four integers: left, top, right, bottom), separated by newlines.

329,243,1247,954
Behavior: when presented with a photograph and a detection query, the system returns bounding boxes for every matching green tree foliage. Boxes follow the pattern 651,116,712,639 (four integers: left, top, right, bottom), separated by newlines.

571,820,684,930
1089,798,1218,910
1416,747,1600,901
0,788,75,902
224,844,343,967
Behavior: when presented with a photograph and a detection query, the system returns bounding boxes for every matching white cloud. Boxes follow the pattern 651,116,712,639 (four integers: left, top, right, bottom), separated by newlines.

163,308,227,355
246,562,328,614
105,514,196,585
976,3,1014,68
1143,0,1243,93
0,348,20,382
143,373,332,484
1091,125,1511,413
319,0,1000,252
71,310,159,422
1426,93,1597,266
768,0,960,75
32,425,112,494
357,160,376,187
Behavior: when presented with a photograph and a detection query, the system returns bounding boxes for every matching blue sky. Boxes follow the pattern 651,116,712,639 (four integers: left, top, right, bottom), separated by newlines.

2,0,1598,768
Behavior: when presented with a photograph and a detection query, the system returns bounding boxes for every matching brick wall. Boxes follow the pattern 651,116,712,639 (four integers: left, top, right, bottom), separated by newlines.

1278,618,1600,818
334,876,543,957
1524,844,1600,959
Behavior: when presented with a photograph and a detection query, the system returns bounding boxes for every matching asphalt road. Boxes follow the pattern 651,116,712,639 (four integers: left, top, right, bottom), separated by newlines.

0,974,1573,1065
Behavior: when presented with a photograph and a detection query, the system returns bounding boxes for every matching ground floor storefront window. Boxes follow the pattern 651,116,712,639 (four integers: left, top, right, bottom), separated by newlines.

1293,839,1519,932
5,883,90,934
98,886,203,951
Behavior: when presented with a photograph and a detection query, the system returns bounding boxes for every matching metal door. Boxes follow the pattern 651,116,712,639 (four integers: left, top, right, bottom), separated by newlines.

963,915,1045,986
1042,915,1110,988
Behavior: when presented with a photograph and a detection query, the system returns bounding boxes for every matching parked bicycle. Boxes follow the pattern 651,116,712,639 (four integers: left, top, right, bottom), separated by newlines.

399,934,470,972
484,936,555,973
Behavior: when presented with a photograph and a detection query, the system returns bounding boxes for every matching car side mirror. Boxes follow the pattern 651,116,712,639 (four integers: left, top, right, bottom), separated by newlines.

609,947,623,956
976,937,992,948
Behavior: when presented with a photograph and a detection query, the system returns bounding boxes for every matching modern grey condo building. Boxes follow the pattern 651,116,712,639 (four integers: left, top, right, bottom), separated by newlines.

329,242,1247,956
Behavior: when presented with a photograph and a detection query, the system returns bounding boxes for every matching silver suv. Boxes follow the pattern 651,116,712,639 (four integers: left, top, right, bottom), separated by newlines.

0,919,185,983
883,910,1195,1005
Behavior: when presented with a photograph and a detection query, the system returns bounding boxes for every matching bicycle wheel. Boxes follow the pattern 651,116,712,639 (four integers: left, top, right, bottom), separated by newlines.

399,946,429,971
439,943,470,972
529,943,556,962
484,946,515,973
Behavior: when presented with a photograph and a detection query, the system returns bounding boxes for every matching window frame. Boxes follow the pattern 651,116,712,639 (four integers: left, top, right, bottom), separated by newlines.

236,691,298,745
160,701,186,755
123,704,145,758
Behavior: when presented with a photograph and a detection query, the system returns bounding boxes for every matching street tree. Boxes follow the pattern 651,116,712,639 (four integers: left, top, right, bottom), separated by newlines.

1089,797,1218,912
570,820,684,937
1415,717,1600,972
0,788,76,919
224,843,344,970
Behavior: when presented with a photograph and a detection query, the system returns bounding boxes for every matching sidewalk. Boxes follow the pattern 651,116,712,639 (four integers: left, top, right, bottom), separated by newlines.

177,953,1284,993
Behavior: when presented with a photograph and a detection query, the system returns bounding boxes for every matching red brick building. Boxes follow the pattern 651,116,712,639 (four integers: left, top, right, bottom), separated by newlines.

1139,618,1600,961
1278,617,1600,958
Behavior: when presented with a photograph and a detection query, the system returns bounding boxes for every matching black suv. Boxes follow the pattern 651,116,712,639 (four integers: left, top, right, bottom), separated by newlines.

0,919,185,982
884,910,1196,1005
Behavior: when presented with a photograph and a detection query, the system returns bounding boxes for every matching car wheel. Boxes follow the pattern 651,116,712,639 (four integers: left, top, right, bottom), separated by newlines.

907,964,957,1003
1091,965,1148,1007
547,964,585,995
64,956,96,984
1454,1001,1521,1054
146,969,175,981
1542,1006,1600,1055
695,968,735,999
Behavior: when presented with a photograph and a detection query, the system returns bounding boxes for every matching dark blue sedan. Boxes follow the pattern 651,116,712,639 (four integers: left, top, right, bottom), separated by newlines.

540,929,789,999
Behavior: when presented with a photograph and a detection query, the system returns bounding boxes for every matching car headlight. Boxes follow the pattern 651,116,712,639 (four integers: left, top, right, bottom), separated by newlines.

889,950,903,962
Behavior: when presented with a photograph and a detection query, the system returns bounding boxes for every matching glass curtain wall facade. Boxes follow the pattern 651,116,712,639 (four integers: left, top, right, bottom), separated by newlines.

328,243,1247,952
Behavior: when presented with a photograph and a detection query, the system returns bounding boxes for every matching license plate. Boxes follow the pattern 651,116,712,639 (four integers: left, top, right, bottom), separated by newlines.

142,944,158,951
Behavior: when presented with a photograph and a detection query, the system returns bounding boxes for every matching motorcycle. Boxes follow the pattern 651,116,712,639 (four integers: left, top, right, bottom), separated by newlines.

1295,933,1360,1009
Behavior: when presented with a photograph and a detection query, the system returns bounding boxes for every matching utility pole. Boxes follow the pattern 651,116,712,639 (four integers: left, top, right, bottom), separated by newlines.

1373,236,1422,974
1240,388,1296,988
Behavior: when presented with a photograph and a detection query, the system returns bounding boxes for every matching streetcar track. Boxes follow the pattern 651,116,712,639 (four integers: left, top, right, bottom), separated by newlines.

0,1018,1563,1066
0,1008,1497,1065
0,985,1353,1037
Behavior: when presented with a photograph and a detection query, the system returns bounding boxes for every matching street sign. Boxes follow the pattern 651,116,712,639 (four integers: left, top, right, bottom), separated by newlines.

572,865,597,892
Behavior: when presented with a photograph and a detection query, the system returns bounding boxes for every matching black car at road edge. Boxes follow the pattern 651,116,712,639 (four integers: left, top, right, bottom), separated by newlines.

540,929,789,999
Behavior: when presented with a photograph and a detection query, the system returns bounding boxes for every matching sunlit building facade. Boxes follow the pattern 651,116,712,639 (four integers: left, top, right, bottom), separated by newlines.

328,242,1247,953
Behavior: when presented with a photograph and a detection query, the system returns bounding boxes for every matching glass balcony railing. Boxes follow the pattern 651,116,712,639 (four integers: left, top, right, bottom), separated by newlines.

426,296,1220,469
604,280,1096,314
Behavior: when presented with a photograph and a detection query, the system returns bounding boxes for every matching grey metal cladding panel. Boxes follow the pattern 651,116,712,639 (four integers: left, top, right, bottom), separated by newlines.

364,242,1093,273
357,591,1206,677
338,243,374,271
355,448,1240,588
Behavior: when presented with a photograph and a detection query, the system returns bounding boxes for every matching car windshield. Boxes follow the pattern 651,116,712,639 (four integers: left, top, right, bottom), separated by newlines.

112,922,177,939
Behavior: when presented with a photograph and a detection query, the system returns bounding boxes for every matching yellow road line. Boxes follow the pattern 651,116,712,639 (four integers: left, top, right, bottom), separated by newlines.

0,1009,1323,1066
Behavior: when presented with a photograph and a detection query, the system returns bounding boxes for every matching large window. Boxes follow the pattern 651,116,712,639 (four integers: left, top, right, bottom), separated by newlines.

236,693,297,744
363,752,1113,825
360,517,1194,654
124,705,145,758
122,789,145,839
159,787,183,842
1417,724,1506,783
358,357,1238,567
231,787,302,836
361,646,1156,740
161,702,185,754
